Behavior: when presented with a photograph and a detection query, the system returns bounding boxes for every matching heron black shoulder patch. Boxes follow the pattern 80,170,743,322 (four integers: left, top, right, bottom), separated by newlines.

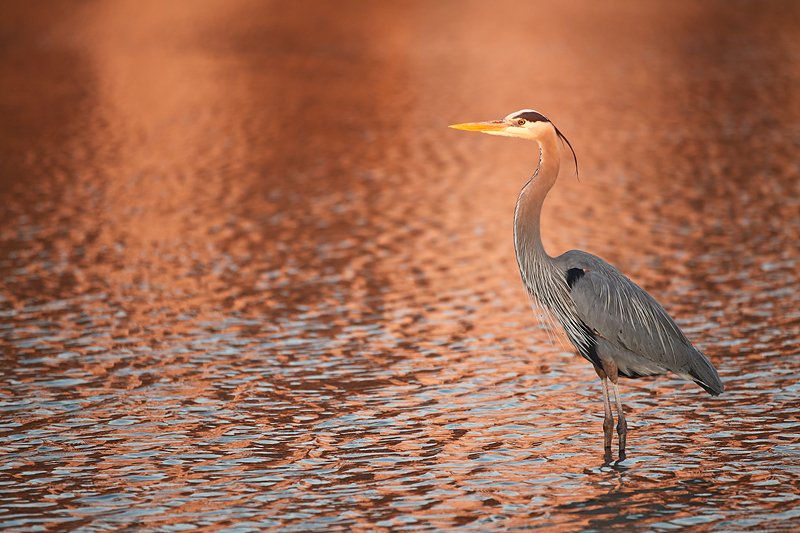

566,268,585,288
513,110,549,123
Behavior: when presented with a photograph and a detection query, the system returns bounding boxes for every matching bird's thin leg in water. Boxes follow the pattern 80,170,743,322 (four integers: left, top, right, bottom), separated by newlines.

601,377,613,451
611,381,627,458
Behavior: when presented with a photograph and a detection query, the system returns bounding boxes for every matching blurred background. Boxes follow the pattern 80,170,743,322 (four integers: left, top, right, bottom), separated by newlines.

1,0,799,530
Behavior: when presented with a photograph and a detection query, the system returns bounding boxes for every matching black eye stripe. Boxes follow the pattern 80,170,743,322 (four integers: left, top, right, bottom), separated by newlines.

513,111,549,123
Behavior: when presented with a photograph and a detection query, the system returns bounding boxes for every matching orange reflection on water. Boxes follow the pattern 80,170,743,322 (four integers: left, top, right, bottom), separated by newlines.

0,0,799,531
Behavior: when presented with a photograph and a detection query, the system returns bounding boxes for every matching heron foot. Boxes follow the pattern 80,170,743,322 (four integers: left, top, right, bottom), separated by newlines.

603,447,614,464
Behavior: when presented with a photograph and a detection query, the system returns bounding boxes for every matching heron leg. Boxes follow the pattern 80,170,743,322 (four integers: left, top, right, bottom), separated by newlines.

601,377,614,451
610,381,627,459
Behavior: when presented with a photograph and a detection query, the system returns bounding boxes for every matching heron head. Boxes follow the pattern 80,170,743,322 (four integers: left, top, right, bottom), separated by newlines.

449,109,578,176
449,109,553,140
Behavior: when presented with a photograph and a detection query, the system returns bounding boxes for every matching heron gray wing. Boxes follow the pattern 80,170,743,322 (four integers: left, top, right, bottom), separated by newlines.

558,250,723,395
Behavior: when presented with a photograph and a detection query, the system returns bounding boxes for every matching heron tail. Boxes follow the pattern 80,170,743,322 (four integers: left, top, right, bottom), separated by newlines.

687,350,724,396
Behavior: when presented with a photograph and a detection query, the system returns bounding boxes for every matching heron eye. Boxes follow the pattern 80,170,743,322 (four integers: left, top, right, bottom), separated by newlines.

517,119,526,126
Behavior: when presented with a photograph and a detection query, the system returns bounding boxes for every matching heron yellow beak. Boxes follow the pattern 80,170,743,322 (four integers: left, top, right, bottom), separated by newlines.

448,120,508,133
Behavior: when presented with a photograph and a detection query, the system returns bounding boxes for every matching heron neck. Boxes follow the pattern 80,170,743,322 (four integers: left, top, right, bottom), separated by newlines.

513,132,561,261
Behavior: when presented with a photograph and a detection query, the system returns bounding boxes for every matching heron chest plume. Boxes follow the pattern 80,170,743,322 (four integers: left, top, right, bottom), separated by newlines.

512,142,593,356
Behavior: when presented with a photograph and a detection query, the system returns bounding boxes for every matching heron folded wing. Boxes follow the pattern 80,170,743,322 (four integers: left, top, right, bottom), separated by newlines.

566,261,723,394
568,266,693,373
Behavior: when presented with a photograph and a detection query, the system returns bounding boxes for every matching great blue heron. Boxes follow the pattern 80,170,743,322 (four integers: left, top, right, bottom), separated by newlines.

450,109,723,459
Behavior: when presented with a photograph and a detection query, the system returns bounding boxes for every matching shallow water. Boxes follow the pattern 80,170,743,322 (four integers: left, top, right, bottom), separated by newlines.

1,1,799,530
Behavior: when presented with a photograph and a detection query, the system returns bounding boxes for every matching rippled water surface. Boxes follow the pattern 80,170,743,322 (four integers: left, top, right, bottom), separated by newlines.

2,1,800,530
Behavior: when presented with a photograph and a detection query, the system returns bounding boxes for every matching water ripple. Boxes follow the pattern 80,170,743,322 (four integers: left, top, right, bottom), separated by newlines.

1,0,800,531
